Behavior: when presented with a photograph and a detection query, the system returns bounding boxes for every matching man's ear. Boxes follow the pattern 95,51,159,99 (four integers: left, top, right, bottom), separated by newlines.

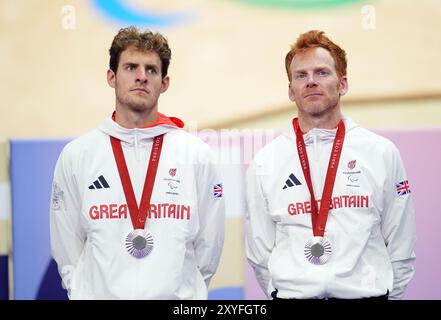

160,75,170,94
339,75,348,96
107,69,116,88
288,83,296,102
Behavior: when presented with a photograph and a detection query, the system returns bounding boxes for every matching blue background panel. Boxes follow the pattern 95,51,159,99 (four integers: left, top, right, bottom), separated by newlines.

0,255,8,299
10,139,70,299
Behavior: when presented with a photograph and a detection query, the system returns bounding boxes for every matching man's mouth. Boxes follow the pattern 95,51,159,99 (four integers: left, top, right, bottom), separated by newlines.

131,88,148,94
304,93,322,98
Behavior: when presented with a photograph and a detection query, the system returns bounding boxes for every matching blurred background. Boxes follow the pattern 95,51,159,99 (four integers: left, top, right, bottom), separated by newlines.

0,0,440,300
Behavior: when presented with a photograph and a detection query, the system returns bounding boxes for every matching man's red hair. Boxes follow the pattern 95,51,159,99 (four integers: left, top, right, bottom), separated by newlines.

285,30,347,81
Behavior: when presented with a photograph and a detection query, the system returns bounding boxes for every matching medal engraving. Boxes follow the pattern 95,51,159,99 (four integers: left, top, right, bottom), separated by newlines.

125,229,154,258
310,243,324,257
132,235,147,250
304,237,332,265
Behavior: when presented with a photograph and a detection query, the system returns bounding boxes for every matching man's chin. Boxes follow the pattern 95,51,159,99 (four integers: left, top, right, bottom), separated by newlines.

126,103,151,113
302,105,327,116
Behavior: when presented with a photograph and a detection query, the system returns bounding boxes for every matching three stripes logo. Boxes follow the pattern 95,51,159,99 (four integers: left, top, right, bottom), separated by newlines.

283,173,302,190
88,175,110,190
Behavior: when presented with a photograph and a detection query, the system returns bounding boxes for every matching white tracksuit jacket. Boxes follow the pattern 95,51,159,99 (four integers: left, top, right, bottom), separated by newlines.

50,113,225,299
246,116,416,300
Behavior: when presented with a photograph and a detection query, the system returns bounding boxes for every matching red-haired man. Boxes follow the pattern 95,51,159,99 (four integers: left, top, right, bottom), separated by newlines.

246,30,416,300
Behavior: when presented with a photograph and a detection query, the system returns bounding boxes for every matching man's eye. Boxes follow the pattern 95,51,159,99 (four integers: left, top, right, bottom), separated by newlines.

147,68,157,74
296,74,306,79
126,65,135,71
319,71,328,76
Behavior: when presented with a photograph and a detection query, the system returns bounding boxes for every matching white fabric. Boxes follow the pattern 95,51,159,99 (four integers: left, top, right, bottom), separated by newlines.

50,115,225,299
246,116,416,300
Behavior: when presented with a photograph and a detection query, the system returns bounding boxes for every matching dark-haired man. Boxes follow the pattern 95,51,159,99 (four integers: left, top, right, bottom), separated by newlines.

50,26,225,299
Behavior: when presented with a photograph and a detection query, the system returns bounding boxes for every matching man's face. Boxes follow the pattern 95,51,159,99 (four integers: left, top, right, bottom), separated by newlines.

107,46,169,113
288,47,348,118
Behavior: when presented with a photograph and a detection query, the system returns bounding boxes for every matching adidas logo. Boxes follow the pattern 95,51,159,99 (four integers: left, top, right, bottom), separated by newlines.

89,175,110,190
283,173,302,190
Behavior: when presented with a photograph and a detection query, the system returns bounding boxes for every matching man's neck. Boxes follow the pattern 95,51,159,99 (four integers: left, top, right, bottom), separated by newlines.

115,106,158,129
298,110,342,133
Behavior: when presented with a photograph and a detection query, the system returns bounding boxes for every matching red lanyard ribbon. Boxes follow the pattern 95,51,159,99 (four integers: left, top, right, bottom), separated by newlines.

293,118,345,237
110,135,164,230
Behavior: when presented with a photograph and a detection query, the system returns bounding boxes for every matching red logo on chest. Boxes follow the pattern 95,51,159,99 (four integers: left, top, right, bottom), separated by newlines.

348,160,356,170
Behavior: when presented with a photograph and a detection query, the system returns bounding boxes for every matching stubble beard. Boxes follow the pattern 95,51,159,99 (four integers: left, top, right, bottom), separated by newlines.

116,91,155,114
299,95,340,119
300,83,341,118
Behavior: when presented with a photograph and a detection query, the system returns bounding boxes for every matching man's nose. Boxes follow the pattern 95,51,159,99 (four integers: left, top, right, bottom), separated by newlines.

136,69,148,84
306,74,318,88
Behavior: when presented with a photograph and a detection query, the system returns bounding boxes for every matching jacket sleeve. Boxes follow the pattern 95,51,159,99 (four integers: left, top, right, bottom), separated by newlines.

381,143,416,300
49,146,86,296
245,160,275,298
194,145,225,287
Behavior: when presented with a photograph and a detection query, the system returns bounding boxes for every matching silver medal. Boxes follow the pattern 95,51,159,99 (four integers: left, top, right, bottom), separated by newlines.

125,229,154,258
304,236,332,265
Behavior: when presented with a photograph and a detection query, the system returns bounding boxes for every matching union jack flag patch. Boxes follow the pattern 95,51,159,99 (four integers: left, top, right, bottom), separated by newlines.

396,180,411,196
213,184,223,198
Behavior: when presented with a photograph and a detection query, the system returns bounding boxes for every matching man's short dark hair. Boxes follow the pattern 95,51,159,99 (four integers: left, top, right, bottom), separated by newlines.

109,26,171,77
